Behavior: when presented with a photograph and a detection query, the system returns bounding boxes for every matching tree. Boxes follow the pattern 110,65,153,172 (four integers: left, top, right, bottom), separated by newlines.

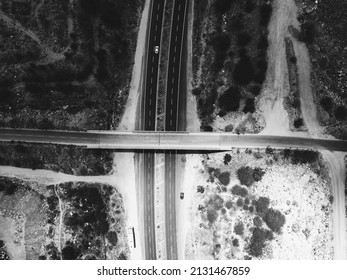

248,228,273,257
259,4,273,26
243,98,255,113
218,171,230,186
255,197,270,217
253,216,263,228
218,86,241,112
62,245,78,260
237,166,254,187
294,118,304,128
257,35,269,50
197,185,205,193
215,0,233,14
234,222,244,235
232,238,239,247
209,194,224,211
264,208,286,233
320,97,333,112
237,32,252,46
236,198,244,207
225,200,233,209
223,153,232,165
233,56,254,85
231,185,248,197
335,106,347,121
252,167,265,182
107,231,118,246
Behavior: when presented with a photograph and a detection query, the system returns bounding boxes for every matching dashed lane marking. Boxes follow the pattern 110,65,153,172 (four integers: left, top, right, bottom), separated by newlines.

173,56,176,63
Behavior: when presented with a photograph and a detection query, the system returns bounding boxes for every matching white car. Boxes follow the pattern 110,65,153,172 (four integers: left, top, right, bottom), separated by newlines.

154,46,159,54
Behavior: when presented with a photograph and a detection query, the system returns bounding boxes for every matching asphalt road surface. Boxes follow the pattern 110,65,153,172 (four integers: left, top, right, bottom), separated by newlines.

1,129,347,152
165,0,187,131
144,0,165,131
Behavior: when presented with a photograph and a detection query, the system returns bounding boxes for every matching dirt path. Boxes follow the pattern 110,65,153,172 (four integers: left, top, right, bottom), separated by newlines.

0,11,65,62
259,0,298,136
321,151,347,259
118,0,150,131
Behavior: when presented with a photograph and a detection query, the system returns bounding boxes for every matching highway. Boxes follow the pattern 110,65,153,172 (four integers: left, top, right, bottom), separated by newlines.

140,0,166,260
1,128,347,152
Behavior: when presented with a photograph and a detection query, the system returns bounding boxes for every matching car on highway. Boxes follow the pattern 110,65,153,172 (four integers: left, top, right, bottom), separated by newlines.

154,45,159,54
180,192,184,199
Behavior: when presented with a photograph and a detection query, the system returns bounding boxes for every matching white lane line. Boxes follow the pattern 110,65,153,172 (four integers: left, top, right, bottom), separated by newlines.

150,99,152,106
173,67,175,73
172,77,174,84
171,88,174,94
150,88,152,95
149,120,151,126
171,99,173,105
178,4,181,11
170,120,173,126
173,56,176,63
152,57,154,63
156,14,158,20
158,3,160,10
154,35,157,41
176,25,178,31
178,14,180,21
174,46,176,52
155,25,157,31
149,110,151,117
171,109,173,115
151,77,153,84
175,36,178,42
151,67,154,74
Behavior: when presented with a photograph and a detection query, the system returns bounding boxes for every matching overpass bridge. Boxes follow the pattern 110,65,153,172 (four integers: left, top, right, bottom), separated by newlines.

1,128,347,152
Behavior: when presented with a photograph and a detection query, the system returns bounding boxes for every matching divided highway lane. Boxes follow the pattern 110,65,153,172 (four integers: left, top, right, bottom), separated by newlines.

144,0,165,130
165,0,187,131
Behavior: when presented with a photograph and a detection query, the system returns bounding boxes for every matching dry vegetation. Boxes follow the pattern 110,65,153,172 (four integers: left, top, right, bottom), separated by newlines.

185,148,333,259
192,0,273,132
0,177,128,260
0,0,144,130
294,0,347,139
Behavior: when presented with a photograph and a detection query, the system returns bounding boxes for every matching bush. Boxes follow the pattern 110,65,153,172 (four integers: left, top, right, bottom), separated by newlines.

294,118,304,128
107,231,118,246
237,166,254,187
223,153,232,165
231,185,248,197
289,56,297,63
299,21,315,44
209,194,224,210
225,124,234,132
233,56,254,85
62,245,78,260
264,208,286,233
218,172,230,186
243,98,255,113
5,183,17,195
218,86,241,112
237,32,252,46
245,0,255,13
290,150,318,164
251,85,261,96
244,197,250,205
197,185,205,193
207,207,218,224
248,228,273,257
192,87,202,96
259,4,273,26
320,97,333,112
215,0,233,13
225,200,233,209
335,106,347,121
232,238,239,247
252,167,265,182
234,222,244,235
236,198,244,207
255,197,270,217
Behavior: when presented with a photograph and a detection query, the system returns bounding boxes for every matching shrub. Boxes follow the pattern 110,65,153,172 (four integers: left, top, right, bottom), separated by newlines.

215,0,233,13
236,198,244,207
294,118,304,128
192,87,202,96
62,245,78,260
264,208,286,233
299,21,315,44
106,231,118,246
251,85,261,96
221,208,227,215
234,222,244,235
252,167,265,182
5,183,17,195
209,194,224,210
225,200,233,209
223,153,232,165
248,228,273,257
218,86,241,112
335,106,347,121
244,197,250,205
243,98,255,113
218,172,230,186
259,4,273,26
255,197,270,217
233,56,254,85
225,124,234,132
289,56,297,63
243,204,249,210
197,185,205,193
237,32,252,46
237,166,254,187
231,185,248,197
0,182,5,191
290,150,318,164
320,97,333,112
232,238,239,247
207,207,218,224
249,205,254,213
245,0,255,13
